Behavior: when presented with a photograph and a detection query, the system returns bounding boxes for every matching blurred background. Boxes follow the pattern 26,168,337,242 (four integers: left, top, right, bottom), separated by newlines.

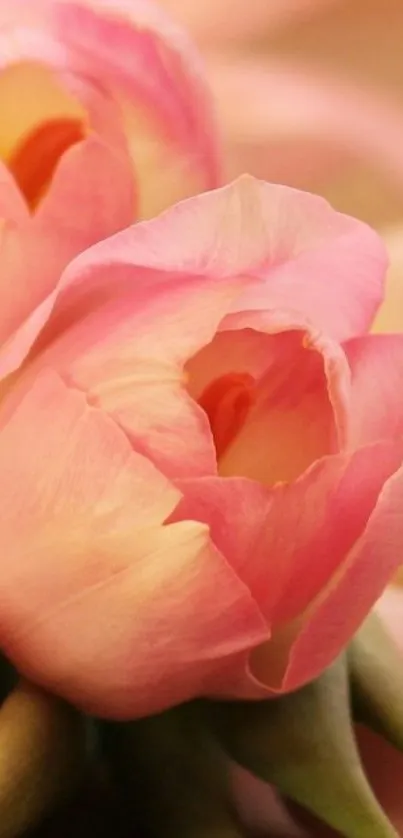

159,0,403,331
160,0,403,226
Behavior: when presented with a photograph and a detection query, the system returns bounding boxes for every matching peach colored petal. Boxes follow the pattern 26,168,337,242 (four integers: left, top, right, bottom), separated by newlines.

15,175,382,476
344,334,403,448
0,371,266,718
175,442,403,698
273,455,403,694
0,159,29,221
188,328,346,484
0,53,127,160
62,175,387,340
0,136,135,380
34,134,135,265
218,331,343,484
25,264,245,478
0,0,219,218
0,289,58,381
214,177,386,341
51,0,220,204
54,0,217,155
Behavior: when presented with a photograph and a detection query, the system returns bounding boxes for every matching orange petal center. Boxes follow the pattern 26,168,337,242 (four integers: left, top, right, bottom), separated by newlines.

7,117,85,209
198,372,255,460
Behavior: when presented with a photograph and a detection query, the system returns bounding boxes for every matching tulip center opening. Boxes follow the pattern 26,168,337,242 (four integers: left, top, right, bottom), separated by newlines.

198,372,255,460
7,117,85,209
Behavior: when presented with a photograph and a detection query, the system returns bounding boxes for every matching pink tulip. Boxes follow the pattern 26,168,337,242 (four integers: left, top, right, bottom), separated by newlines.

0,0,218,226
0,0,219,374
0,175,402,720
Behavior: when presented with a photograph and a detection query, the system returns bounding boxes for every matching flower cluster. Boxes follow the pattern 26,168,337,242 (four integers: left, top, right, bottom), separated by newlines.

0,2,403,838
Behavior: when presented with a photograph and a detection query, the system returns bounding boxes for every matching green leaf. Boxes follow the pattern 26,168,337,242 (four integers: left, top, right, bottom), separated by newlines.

349,611,403,752
0,680,86,838
209,657,397,838
103,701,244,838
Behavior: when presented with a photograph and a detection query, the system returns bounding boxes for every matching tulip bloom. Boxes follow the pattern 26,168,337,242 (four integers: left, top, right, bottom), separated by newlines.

0,0,219,374
0,0,218,219
0,175,403,720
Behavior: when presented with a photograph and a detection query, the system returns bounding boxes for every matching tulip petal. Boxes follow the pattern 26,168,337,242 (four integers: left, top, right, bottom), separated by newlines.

0,163,57,376
51,0,220,215
60,175,385,342
23,176,382,475
34,133,135,263
221,181,386,341
0,160,29,222
274,455,403,693
0,135,135,381
175,442,403,696
24,195,257,476
219,331,346,483
0,371,266,718
344,334,403,448
27,275,241,478
0,60,85,162
188,327,347,483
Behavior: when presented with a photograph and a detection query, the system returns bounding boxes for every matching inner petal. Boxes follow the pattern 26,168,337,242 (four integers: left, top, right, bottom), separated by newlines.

187,328,338,484
198,372,255,459
0,62,86,207
8,117,85,209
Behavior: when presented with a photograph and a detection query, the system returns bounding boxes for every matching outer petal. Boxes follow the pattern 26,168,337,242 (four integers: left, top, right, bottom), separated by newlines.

33,134,135,269
0,162,55,377
0,137,134,380
344,334,403,449
174,442,403,697
275,457,403,693
51,0,220,215
0,371,266,718
60,174,386,338
20,176,380,474
221,178,386,341
26,269,245,479
0,0,219,218
24,183,274,478
0,160,29,221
